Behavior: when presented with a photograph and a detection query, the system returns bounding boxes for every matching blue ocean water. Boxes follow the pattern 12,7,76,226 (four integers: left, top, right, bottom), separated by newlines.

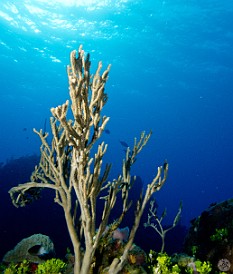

0,0,233,259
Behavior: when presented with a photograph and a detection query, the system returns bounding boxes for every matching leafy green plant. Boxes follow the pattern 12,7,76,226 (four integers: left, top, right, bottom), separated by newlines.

210,228,228,242
35,258,67,274
156,252,172,272
151,252,181,274
195,260,212,273
146,251,214,274
4,267,16,274
171,264,180,274
4,260,30,274
3,263,17,274
191,245,198,257
17,260,30,274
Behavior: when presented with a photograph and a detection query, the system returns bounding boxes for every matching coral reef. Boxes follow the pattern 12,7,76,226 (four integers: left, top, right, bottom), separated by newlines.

184,198,233,273
3,234,55,264
8,46,168,274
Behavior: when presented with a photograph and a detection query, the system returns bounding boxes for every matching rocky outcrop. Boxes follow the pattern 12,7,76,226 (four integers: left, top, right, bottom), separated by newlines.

3,233,55,263
184,198,233,273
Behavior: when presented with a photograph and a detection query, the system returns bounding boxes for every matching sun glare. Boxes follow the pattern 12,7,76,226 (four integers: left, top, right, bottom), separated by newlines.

35,0,113,7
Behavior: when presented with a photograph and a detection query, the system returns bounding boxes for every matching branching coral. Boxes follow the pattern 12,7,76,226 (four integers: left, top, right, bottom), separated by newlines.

144,200,182,253
9,45,168,274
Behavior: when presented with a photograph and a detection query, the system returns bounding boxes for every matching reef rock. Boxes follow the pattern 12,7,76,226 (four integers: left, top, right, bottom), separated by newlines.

3,233,55,263
184,198,233,273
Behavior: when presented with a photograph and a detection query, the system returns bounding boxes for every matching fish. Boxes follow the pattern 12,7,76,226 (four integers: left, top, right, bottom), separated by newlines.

119,140,129,148
104,129,110,134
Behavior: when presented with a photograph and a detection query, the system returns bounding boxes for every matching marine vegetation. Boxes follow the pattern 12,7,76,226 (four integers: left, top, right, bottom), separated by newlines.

145,251,212,274
210,227,229,242
2,258,66,274
8,46,168,274
35,258,67,274
184,198,233,272
3,260,30,274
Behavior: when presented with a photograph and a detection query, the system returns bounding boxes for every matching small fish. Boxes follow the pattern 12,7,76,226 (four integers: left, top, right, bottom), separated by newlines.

104,129,110,134
119,140,129,148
